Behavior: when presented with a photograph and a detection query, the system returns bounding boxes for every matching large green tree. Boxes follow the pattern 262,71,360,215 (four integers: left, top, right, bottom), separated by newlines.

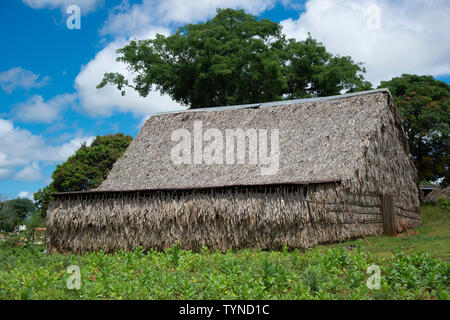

0,198,36,232
97,8,372,108
34,133,133,216
379,74,449,185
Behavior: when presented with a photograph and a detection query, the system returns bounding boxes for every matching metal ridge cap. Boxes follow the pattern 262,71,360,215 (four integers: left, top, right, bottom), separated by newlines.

149,89,392,118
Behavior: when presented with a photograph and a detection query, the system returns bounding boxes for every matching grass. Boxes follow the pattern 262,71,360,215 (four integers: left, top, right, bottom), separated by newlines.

314,205,450,261
0,205,448,300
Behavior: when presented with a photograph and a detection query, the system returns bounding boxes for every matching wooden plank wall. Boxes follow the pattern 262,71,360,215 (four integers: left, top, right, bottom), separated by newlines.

381,194,396,236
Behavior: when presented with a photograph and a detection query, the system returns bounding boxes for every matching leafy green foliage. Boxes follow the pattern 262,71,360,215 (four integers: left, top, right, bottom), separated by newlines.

0,245,447,300
33,185,56,218
438,196,450,210
0,198,36,232
33,133,132,217
52,133,132,192
1,206,448,300
384,250,449,298
97,8,372,108
379,74,449,185
262,259,276,290
24,212,45,242
168,244,181,268
284,37,372,98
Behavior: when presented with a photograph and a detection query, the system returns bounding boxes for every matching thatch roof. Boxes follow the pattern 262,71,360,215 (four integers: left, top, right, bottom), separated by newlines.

96,89,412,193
424,185,450,204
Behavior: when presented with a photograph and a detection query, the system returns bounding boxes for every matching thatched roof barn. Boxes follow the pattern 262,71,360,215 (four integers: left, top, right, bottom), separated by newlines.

47,89,421,253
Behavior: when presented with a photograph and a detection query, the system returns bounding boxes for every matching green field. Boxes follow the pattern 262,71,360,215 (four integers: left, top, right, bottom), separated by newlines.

316,205,450,260
0,205,448,300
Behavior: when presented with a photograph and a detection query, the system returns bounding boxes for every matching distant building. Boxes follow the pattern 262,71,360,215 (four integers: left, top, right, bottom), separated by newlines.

420,185,437,197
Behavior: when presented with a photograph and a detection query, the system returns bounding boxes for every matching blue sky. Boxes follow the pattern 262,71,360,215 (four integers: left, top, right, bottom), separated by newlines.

0,0,449,200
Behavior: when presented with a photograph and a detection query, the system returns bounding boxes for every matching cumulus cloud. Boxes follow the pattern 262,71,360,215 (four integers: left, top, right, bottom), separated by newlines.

56,136,95,160
12,93,77,124
18,191,35,200
14,162,43,182
75,33,184,117
22,0,103,13
80,0,294,116
100,0,278,37
0,67,50,94
70,0,450,117
0,118,94,181
0,168,12,180
280,0,450,86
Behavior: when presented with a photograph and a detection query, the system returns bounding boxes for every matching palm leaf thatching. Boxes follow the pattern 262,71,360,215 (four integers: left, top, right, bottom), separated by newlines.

47,89,421,254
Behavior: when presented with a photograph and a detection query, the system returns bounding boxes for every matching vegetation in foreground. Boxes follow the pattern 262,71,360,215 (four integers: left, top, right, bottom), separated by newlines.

0,205,448,300
316,204,450,260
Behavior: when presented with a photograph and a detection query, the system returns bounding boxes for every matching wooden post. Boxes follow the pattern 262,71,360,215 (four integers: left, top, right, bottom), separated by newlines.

381,194,396,236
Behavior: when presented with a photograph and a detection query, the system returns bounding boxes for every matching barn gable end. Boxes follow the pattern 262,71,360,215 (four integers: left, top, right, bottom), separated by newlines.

356,93,421,232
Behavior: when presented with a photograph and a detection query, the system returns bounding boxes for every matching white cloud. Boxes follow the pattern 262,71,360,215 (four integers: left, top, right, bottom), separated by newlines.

74,34,185,116
0,168,12,180
100,0,278,37
15,162,43,182
155,0,275,24
0,67,50,94
18,191,35,200
22,0,103,13
56,136,95,160
280,0,450,86
0,118,94,181
71,0,450,118
12,93,77,124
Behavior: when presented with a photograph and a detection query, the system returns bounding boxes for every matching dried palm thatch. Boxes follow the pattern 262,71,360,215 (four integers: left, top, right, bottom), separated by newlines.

47,89,421,253
424,185,450,204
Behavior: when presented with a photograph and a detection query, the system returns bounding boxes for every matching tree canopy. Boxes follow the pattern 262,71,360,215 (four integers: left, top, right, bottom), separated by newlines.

34,133,133,216
379,74,449,185
0,198,36,232
97,8,372,108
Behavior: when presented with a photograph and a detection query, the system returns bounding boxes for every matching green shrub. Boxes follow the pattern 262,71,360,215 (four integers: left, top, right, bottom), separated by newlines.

437,196,450,210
